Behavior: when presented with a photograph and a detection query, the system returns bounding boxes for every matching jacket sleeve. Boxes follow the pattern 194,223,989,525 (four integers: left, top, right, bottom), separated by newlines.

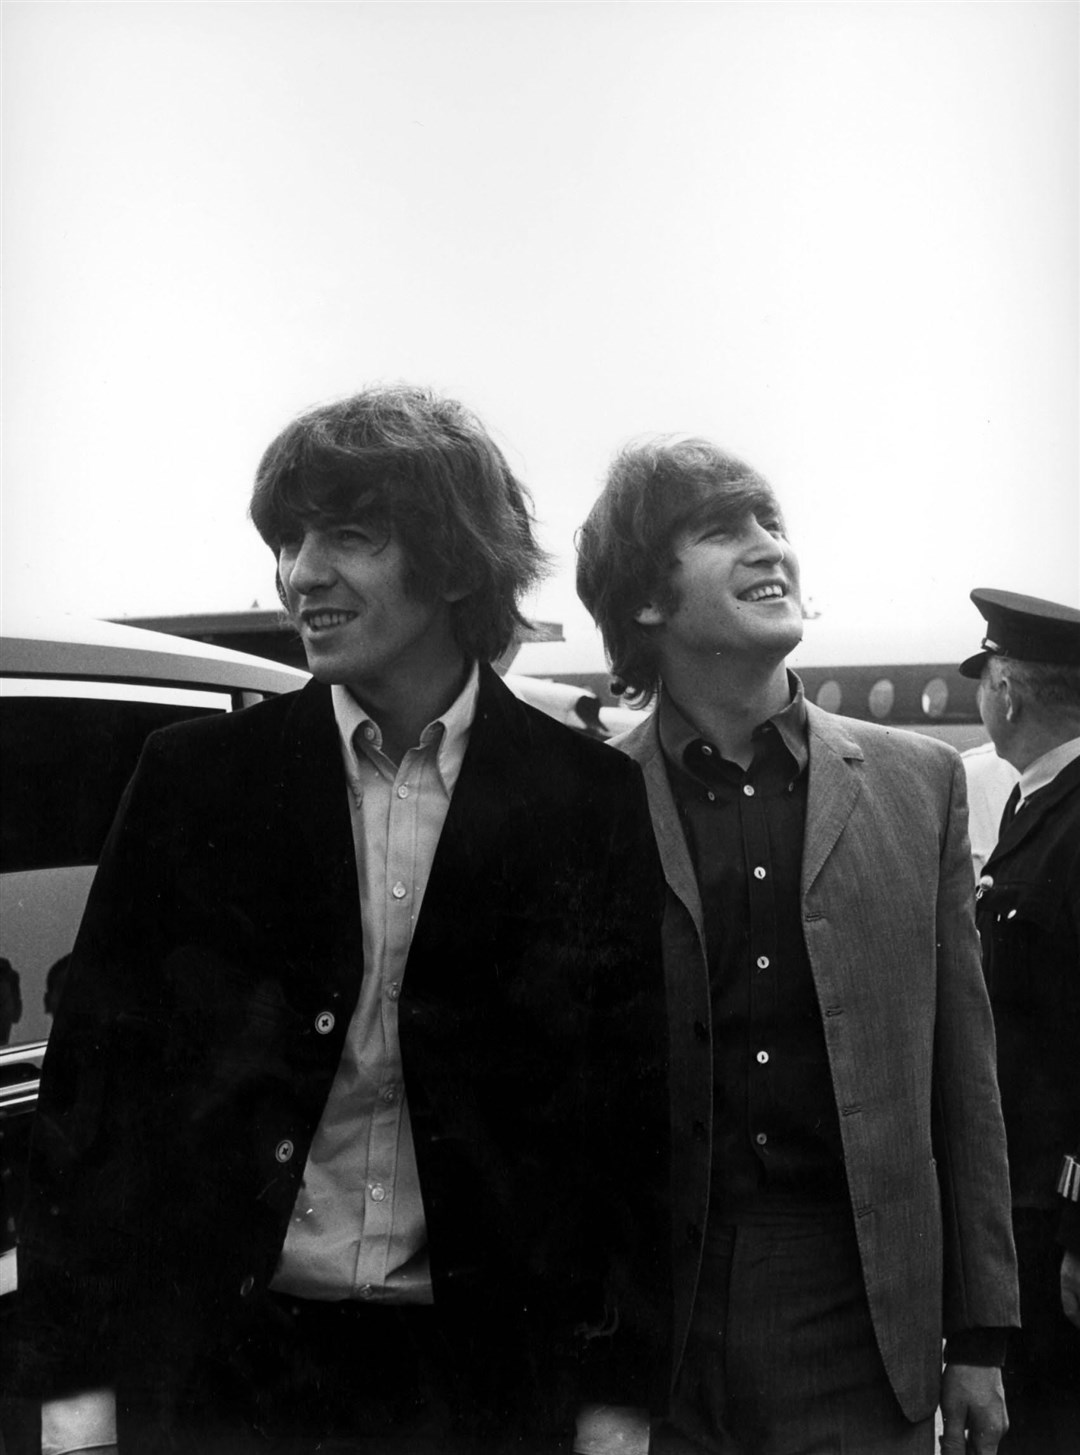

930,752,1020,1334
14,729,207,1400
578,757,672,1411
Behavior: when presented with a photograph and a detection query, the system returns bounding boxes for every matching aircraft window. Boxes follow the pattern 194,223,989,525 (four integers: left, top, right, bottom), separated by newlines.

921,677,949,719
815,680,842,714
868,679,894,719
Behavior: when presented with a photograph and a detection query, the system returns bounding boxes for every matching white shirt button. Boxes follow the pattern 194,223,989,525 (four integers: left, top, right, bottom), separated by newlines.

753,866,767,880
315,1011,335,1034
755,1132,768,1145
757,956,770,969
756,1051,769,1065
743,784,755,797
358,1284,375,1299
391,882,407,900
396,785,409,799
387,981,401,1001
275,1139,294,1162
381,1086,398,1104
370,1184,387,1202
706,791,716,803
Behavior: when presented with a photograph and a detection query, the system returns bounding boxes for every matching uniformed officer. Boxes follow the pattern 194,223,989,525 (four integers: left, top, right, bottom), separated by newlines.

961,587,1080,1452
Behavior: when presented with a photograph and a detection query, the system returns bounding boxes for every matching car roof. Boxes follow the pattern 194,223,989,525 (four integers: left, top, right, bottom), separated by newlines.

1,610,309,695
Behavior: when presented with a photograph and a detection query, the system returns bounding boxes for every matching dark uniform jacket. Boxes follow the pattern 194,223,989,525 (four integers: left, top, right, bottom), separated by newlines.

976,754,1080,1244
16,668,671,1440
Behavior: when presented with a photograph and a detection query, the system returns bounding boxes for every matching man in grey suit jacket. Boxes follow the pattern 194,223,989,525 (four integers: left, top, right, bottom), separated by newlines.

576,437,1019,1455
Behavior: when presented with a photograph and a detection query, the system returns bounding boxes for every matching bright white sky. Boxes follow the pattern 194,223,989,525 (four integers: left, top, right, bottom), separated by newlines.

2,1,1077,673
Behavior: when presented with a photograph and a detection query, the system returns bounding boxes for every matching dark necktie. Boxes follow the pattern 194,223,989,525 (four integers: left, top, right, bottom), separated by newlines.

996,782,1022,840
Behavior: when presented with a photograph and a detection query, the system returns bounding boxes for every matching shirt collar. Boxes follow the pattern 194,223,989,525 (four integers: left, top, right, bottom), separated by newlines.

1017,734,1080,805
331,662,481,797
658,669,809,775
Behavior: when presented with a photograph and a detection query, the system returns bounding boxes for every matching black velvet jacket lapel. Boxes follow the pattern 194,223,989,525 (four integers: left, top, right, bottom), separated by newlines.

268,679,364,1001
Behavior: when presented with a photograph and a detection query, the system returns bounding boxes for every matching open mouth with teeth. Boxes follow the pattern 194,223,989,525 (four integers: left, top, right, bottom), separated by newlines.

738,583,787,603
302,610,358,631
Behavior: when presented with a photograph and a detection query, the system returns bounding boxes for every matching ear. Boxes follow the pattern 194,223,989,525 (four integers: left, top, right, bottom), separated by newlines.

999,672,1021,723
634,601,666,627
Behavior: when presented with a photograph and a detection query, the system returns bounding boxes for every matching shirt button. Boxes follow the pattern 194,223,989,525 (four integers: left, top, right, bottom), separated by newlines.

370,1184,387,1202
363,725,376,741
396,785,409,799
756,1132,768,1145
756,1051,769,1065
387,981,401,1001
381,1086,398,1104
315,1011,335,1034
275,1139,294,1163
706,791,716,803
753,866,767,880
701,744,713,756
358,1284,375,1299
743,784,755,797
392,882,408,900
756,955,770,969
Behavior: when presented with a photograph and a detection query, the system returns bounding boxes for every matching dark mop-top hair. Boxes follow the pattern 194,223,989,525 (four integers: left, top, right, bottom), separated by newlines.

576,435,782,706
250,385,550,664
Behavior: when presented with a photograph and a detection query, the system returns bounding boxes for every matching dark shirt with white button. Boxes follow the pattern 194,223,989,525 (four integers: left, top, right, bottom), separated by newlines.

659,672,1005,1365
659,674,846,1219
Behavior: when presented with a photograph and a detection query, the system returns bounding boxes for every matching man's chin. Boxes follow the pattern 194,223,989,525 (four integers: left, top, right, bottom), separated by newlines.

303,654,349,685
759,617,803,655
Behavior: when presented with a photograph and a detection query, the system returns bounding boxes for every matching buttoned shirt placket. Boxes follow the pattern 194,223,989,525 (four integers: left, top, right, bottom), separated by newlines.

273,668,477,1304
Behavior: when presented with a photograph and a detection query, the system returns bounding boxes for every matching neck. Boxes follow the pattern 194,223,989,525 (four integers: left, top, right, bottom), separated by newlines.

661,652,791,768
347,653,470,765
1004,719,1080,775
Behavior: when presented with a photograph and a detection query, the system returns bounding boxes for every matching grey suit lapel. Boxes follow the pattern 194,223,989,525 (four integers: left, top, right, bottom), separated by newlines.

615,716,705,939
802,703,866,895
618,703,866,927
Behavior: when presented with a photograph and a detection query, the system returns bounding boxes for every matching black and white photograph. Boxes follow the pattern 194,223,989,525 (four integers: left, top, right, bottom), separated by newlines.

1,4,1077,1453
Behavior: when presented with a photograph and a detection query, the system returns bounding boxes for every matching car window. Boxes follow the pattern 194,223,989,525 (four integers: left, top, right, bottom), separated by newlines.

0,683,229,873
0,681,232,1050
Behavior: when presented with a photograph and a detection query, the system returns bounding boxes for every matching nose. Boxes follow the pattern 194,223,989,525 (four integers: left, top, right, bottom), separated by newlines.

281,529,335,598
742,517,786,564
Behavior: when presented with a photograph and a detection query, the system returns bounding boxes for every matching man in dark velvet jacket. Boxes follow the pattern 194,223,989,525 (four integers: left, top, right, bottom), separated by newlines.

16,387,670,1454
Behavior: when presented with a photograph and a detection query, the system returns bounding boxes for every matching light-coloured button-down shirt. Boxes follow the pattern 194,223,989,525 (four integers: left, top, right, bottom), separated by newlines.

272,663,479,1303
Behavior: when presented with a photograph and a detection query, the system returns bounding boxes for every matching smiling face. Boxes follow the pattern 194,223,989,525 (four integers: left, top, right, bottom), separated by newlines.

278,517,463,700
638,504,804,672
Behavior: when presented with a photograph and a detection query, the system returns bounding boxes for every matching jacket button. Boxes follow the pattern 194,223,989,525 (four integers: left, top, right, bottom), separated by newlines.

275,1139,294,1163
240,1275,255,1297
315,1012,335,1034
